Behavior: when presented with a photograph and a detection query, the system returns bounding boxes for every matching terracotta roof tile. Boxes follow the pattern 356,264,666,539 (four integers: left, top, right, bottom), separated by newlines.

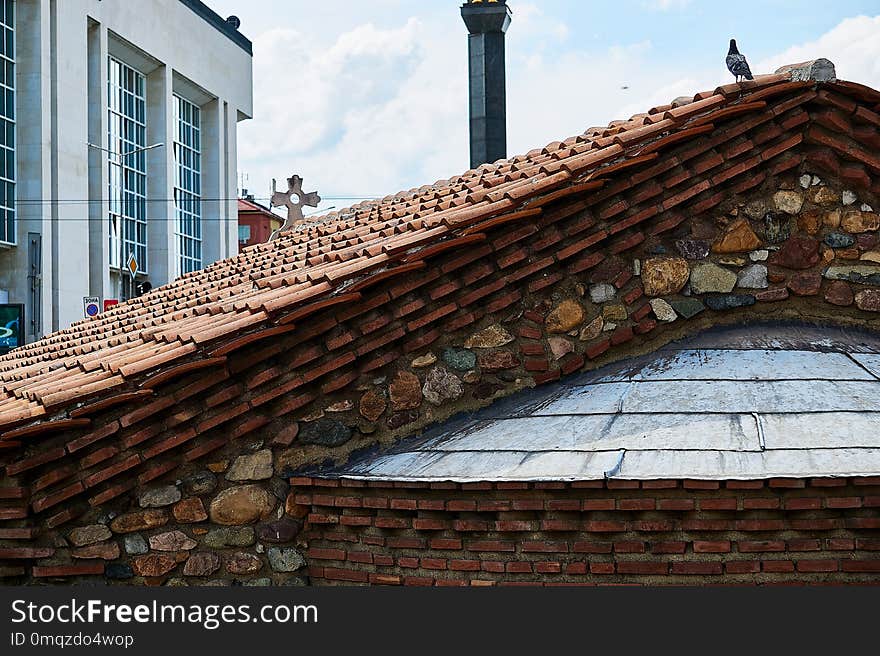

0,62,870,454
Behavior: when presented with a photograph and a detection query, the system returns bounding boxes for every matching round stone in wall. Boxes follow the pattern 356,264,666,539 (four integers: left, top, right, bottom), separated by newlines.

110,509,168,534
773,190,804,214
209,485,276,526
297,418,352,447
545,300,585,333
649,299,677,322
68,524,112,547
132,554,178,578
464,324,514,348
267,547,306,572
712,219,761,253
442,348,477,371
183,552,221,577
389,371,423,410
123,533,148,555
138,485,181,508
225,449,274,482
736,264,768,289
225,552,263,575
641,257,689,296
855,289,880,312
359,390,387,422
689,263,737,294
422,367,464,406
149,530,197,552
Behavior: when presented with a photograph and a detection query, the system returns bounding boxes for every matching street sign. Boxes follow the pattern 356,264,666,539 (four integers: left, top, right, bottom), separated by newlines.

125,252,139,280
83,296,101,319
104,299,119,312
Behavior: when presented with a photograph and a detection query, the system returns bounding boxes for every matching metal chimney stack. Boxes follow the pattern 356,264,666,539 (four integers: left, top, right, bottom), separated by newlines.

461,0,511,169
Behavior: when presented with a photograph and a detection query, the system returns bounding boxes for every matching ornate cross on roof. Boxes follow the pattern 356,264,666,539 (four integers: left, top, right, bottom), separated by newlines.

268,174,322,241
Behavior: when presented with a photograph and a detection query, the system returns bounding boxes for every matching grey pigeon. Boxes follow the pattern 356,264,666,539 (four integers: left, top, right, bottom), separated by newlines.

726,39,754,83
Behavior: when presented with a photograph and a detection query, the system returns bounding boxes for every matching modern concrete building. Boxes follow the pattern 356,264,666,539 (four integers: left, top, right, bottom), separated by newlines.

0,0,253,344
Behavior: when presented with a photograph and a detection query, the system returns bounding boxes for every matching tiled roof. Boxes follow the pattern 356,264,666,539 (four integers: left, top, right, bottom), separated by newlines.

0,60,878,439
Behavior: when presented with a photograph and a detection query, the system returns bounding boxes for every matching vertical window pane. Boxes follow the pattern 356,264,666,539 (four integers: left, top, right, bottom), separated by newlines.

173,95,202,276
0,0,14,245
107,57,146,275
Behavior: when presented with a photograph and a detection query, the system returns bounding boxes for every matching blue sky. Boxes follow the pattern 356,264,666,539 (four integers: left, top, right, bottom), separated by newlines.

205,0,880,213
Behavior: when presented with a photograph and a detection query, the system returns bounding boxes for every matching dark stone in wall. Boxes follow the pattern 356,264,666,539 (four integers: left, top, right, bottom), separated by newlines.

298,418,352,447
705,294,757,311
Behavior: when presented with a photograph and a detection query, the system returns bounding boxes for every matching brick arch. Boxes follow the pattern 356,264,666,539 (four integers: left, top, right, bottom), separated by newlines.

2,67,880,582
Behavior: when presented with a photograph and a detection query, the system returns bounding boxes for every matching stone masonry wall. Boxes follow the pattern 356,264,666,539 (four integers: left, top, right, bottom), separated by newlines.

2,83,880,584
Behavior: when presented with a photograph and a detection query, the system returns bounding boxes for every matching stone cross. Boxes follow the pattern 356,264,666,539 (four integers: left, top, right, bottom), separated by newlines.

268,175,321,241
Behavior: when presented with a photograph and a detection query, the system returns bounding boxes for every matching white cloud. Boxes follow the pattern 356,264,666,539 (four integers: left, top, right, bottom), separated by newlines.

235,12,880,215
644,0,693,11
756,15,880,88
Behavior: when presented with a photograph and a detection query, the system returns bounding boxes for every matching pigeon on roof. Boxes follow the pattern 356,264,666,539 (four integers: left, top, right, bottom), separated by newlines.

726,39,754,83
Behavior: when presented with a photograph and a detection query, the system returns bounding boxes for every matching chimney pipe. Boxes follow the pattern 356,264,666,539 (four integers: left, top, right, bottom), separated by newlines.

461,0,511,169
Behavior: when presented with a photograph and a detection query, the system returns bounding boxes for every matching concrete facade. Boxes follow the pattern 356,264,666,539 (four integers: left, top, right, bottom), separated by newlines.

0,0,253,342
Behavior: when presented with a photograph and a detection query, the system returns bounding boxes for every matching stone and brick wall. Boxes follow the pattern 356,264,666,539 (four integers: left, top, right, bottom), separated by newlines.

1,78,880,585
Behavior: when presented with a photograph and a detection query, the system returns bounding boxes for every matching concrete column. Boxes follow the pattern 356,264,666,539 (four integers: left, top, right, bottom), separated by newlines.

200,96,223,265
224,101,239,260
87,18,110,299
51,0,91,330
8,0,53,342
145,63,174,287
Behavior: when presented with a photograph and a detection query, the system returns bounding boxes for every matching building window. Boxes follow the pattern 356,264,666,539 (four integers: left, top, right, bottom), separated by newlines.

107,57,147,273
174,95,202,275
0,0,14,245
238,224,250,244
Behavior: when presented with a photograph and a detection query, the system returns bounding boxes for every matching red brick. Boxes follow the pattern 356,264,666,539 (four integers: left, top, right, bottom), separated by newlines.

585,521,626,533
787,539,821,552
699,498,738,511
32,563,104,578
308,548,345,561
825,539,855,551
452,520,488,532
762,560,795,573
501,562,530,574
841,560,880,573
535,562,562,574
736,519,785,531
449,559,481,571
618,499,655,511
583,499,615,511
797,560,838,573
737,540,785,553
785,497,822,510
826,497,862,509
323,567,369,583
725,561,760,574
652,541,686,554
694,540,731,553
522,541,569,553
743,498,779,510
671,561,722,575
572,541,612,554
467,540,515,552
657,499,694,511
590,562,615,575
617,561,667,575
613,541,645,553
